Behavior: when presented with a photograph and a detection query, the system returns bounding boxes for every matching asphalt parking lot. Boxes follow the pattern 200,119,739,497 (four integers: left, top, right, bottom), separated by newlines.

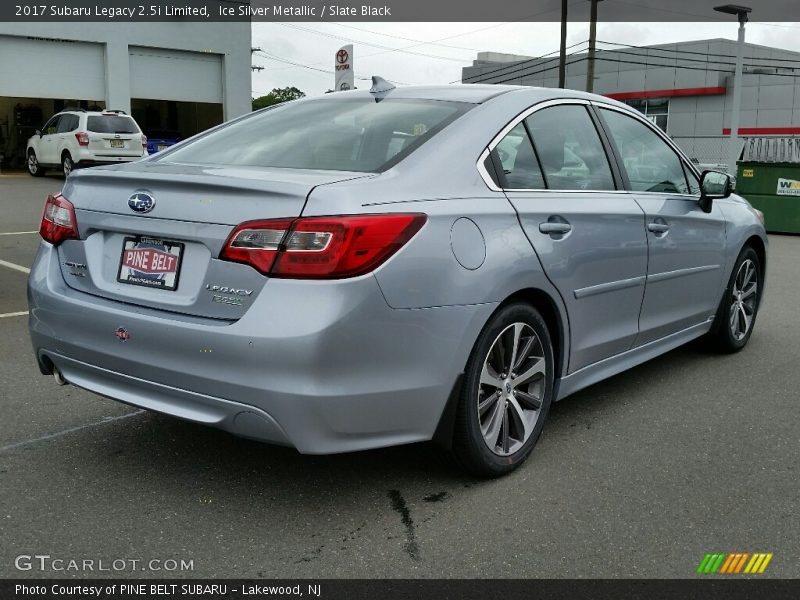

0,172,798,579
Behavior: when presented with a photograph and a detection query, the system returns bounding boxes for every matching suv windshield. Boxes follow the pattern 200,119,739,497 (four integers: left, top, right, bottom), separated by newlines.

160,98,471,172
87,115,140,134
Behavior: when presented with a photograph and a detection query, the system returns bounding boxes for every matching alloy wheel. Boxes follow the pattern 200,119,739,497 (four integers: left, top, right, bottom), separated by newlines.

477,322,546,456
730,258,757,342
28,153,38,175
63,156,73,178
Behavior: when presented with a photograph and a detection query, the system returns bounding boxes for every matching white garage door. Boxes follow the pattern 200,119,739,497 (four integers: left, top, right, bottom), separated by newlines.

0,35,105,99
129,47,223,104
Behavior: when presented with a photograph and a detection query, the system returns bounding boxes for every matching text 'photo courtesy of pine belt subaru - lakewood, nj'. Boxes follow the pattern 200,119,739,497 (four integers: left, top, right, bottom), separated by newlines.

28,80,767,477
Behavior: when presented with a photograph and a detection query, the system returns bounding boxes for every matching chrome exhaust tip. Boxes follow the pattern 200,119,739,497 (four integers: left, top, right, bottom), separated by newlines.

53,368,67,386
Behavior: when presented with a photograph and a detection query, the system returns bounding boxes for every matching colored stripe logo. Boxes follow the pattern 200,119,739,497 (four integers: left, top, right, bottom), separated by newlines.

696,552,773,574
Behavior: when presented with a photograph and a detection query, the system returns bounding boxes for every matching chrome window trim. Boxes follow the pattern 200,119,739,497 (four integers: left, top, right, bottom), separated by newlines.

476,96,703,197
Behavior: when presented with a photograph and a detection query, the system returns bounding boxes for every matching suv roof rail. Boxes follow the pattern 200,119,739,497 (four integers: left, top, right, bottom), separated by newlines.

60,107,87,113
102,109,127,115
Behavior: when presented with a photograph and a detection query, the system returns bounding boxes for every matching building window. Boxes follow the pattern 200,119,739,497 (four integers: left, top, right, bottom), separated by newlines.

624,98,669,132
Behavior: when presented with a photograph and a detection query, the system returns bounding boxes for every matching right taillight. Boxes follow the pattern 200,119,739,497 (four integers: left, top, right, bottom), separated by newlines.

40,193,79,245
220,214,426,279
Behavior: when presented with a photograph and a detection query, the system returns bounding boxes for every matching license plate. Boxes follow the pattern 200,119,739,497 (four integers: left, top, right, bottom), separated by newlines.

110,139,125,148
117,236,184,291
157,144,168,152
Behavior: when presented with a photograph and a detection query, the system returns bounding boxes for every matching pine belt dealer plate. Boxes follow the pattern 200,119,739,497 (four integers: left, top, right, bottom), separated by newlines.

117,236,184,291
110,139,125,148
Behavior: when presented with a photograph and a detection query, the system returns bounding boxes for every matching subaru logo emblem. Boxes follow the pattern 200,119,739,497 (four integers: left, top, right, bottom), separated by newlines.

128,191,155,214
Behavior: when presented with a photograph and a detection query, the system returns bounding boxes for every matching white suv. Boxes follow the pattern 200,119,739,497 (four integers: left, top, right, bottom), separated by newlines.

27,109,148,178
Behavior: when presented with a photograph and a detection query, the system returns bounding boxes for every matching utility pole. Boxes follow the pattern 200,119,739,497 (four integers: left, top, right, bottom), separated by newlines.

251,47,263,73
558,0,568,88
586,0,603,93
714,4,752,175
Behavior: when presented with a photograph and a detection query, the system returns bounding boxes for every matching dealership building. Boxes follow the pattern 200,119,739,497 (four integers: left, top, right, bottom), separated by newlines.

0,21,251,168
462,39,800,168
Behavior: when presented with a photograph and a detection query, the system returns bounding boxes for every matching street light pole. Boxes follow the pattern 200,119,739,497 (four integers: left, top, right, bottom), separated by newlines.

714,4,752,175
558,0,568,88
586,0,602,93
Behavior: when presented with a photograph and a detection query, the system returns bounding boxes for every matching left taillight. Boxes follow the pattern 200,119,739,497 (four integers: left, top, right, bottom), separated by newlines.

74,132,89,147
220,214,427,279
40,193,79,245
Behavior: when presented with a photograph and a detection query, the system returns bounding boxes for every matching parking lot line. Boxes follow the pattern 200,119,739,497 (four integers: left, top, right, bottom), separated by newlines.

0,258,30,274
0,311,28,318
0,230,37,235
0,410,146,453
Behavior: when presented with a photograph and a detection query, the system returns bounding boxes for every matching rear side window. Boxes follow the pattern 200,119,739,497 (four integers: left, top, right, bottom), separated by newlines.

87,115,140,134
57,115,78,133
599,108,690,194
525,105,615,191
161,98,470,173
493,123,545,189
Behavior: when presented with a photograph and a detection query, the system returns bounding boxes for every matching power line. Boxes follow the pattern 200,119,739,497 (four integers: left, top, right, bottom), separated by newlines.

276,23,472,63
596,40,800,67
593,47,800,72
254,50,411,85
458,41,589,84
486,54,800,86
326,22,481,52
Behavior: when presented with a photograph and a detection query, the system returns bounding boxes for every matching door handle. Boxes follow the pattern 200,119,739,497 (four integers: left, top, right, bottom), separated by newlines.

647,221,670,234
539,221,572,235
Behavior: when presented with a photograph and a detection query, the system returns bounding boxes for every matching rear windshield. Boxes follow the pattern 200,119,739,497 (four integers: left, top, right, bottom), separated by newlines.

159,98,471,172
87,115,140,134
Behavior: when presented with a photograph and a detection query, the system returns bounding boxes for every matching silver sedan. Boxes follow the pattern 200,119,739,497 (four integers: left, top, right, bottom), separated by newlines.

28,82,767,476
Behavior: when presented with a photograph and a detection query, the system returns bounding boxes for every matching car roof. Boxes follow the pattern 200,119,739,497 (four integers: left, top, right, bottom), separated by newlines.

307,84,624,106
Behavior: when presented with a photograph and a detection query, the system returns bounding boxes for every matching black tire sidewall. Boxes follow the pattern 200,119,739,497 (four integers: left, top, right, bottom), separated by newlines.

712,246,761,351
62,153,73,178
28,151,40,176
455,303,555,477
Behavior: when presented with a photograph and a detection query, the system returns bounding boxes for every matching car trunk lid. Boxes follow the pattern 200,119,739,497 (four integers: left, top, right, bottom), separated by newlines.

58,163,373,319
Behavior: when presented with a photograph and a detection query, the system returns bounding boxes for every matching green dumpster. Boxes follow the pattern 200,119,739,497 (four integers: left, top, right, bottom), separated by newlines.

736,161,800,234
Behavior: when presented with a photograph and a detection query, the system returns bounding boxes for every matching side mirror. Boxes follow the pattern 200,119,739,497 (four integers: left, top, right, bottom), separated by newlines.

699,170,732,213
34,129,42,137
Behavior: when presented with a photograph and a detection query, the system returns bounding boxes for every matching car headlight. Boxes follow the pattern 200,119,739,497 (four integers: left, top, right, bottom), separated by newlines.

753,208,765,225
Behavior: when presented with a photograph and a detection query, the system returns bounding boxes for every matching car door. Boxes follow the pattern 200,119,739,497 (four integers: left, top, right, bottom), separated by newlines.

38,115,61,165
492,100,648,373
55,114,78,159
596,105,727,346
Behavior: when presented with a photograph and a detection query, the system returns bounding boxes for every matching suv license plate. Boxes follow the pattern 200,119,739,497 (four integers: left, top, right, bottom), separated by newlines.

110,139,124,148
117,236,184,291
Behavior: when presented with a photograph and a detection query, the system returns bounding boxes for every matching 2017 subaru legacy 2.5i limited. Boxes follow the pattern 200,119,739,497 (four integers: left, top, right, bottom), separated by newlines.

28,81,767,476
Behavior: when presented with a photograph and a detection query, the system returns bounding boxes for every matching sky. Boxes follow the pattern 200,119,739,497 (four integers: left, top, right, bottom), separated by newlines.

250,21,800,98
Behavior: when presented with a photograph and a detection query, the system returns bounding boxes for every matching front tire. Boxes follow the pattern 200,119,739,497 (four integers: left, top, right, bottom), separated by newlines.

707,246,761,353
27,150,45,177
451,303,554,477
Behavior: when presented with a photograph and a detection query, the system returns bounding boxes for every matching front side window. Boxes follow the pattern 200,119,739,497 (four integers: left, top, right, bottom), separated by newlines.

42,116,60,136
162,98,470,173
525,105,615,191
599,108,689,194
493,123,545,190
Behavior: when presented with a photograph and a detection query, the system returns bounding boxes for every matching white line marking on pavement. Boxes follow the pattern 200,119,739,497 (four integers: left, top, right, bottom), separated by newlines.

0,410,146,453
0,231,37,236
0,311,28,318
0,258,31,274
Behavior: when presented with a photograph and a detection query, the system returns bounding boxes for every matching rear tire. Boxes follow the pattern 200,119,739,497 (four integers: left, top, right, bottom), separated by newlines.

451,303,554,477
707,246,761,353
27,150,45,177
61,153,73,178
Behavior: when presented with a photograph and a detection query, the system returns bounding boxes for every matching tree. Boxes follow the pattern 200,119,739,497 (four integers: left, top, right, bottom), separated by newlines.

252,87,306,110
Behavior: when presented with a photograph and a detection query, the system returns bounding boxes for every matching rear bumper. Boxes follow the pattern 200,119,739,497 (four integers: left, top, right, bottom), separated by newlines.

28,242,494,453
